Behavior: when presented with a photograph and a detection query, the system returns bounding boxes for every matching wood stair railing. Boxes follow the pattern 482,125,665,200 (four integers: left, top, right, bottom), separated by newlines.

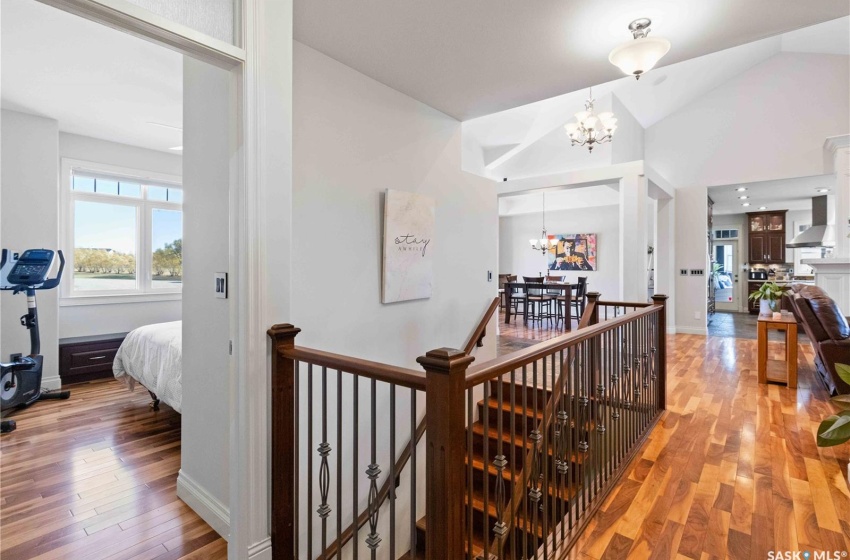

316,296,501,560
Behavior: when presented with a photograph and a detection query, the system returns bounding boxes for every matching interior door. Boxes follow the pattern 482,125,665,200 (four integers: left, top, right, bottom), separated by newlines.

713,240,740,311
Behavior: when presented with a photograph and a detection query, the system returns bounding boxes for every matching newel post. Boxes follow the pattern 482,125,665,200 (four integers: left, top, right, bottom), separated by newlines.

585,292,601,325
417,348,475,560
268,323,301,560
651,295,668,410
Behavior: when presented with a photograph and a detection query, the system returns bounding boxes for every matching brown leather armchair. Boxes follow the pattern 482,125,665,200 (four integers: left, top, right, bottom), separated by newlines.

789,285,850,395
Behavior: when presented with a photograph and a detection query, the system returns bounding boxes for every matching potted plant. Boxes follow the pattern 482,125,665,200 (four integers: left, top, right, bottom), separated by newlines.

748,281,784,315
817,364,850,448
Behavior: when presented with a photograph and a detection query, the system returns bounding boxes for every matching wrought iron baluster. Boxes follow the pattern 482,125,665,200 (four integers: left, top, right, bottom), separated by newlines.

494,377,508,552
522,365,529,557
366,379,381,557
542,355,550,560
409,389,417,557
467,387,474,560
529,361,541,556
352,373,359,560
308,364,314,560
389,385,396,559
318,367,331,554
337,370,343,560
510,368,517,560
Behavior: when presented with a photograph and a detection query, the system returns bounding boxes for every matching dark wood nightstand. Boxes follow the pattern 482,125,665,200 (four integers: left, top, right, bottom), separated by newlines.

59,333,128,385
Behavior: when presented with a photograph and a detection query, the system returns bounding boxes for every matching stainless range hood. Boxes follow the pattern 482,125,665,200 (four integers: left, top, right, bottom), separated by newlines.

786,195,835,248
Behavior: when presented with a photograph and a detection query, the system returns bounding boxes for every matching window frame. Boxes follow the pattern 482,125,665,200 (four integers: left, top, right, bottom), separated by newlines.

59,158,183,306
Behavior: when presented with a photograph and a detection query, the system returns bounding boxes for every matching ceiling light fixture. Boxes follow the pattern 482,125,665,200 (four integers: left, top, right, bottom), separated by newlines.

739,196,749,200
759,206,767,210
564,88,617,153
608,19,671,80
169,146,183,151
529,192,557,254
742,203,751,207
736,187,747,192
817,188,830,193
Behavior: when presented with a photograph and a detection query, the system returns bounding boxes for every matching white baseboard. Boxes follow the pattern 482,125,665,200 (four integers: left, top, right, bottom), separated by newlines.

177,469,230,541
676,326,707,336
42,374,62,391
248,538,272,560
666,326,677,335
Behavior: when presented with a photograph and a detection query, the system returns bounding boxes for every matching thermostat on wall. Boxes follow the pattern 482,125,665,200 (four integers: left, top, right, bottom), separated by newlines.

215,272,228,299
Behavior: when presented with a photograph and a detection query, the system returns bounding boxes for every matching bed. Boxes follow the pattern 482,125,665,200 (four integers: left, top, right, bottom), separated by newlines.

113,321,182,413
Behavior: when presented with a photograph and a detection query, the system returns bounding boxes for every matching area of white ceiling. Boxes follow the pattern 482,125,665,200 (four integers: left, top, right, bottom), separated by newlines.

464,16,850,180
0,0,183,154
499,184,620,216
708,174,835,215
295,0,849,121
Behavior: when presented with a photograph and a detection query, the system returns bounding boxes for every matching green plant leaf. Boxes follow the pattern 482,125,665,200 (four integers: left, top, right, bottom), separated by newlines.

832,394,850,410
817,413,850,447
836,363,850,386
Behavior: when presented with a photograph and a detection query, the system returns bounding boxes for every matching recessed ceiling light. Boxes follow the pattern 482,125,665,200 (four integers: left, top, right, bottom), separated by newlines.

742,203,751,207
758,206,767,210
736,187,747,192
739,195,749,199
169,146,183,151
817,188,830,193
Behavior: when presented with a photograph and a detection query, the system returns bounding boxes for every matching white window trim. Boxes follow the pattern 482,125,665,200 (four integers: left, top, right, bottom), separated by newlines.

59,158,183,306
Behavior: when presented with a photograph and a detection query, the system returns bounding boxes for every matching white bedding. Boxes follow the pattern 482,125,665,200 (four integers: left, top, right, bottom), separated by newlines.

113,321,182,413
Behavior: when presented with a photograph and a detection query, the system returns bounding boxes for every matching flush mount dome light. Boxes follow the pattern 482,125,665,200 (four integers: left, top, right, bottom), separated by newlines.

608,19,671,80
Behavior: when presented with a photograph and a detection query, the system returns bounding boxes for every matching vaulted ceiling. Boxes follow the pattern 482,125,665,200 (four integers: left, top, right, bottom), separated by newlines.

295,0,850,120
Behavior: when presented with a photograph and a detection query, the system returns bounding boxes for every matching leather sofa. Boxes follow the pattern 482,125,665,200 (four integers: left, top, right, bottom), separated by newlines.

787,284,850,394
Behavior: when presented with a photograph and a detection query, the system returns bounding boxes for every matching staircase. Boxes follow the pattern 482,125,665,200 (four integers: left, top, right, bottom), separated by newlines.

402,378,590,560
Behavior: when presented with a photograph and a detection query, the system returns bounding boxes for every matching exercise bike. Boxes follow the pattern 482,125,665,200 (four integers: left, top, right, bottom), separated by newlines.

1,249,70,434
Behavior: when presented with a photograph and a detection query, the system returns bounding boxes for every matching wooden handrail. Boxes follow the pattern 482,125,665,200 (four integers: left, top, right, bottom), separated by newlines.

595,300,652,308
314,297,499,560
464,303,662,389
282,346,426,391
463,297,501,356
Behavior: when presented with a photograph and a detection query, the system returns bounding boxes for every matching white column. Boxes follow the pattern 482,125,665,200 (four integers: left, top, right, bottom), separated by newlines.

655,197,675,315
826,135,850,258
619,173,649,301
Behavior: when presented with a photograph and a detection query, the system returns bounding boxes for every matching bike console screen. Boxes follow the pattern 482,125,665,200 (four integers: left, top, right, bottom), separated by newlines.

6,250,54,287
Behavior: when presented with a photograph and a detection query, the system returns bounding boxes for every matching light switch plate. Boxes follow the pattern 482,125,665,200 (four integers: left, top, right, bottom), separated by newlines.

215,272,228,299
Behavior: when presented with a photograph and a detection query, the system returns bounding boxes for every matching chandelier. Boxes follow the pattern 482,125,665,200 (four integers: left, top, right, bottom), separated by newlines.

564,88,617,153
608,18,671,80
528,192,556,254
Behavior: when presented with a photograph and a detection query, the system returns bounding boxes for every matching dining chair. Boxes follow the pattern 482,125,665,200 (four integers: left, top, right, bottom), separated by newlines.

523,276,554,326
546,280,572,330
571,277,588,321
506,276,525,322
498,274,511,309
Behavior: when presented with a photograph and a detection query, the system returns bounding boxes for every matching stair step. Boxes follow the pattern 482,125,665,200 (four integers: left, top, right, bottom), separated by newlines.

470,420,589,469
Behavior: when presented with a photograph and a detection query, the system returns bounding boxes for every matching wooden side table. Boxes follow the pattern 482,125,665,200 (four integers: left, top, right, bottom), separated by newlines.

757,314,798,388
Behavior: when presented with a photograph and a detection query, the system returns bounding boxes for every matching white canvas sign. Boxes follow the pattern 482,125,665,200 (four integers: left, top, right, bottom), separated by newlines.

382,189,434,303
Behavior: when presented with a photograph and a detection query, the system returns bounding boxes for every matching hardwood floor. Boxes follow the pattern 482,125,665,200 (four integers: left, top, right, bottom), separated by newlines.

495,319,850,559
0,380,226,560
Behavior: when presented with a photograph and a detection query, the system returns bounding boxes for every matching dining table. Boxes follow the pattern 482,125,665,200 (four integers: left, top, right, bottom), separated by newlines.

503,281,584,328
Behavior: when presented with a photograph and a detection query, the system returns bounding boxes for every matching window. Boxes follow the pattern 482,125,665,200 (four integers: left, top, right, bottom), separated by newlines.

61,159,183,301
713,229,739,240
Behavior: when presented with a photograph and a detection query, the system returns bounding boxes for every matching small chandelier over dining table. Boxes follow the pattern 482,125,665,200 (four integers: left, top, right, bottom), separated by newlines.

529,192,556,254
564,88,617,153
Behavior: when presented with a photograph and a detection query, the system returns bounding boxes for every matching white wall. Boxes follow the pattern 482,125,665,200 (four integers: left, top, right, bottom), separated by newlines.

57,133,182,338
610,95,644,165
177,58,232,537
674,186,709,334
293,41,498,556
498,205,621,299
0,110,60,387
646,53,850,188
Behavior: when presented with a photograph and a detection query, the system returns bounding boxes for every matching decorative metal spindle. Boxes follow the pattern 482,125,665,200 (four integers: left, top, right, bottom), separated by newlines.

522,365,529,556
389,385,396,559
529,361,541,554
318,367,331,555
352,374,359,560
542,355,550,559
308,364,313,560
409,389,417,556
366,379,381,556
510,368,517,560
566,347,574,530
483,380,490,560
467,388,474,560
337,370,343,560
494,378,508,547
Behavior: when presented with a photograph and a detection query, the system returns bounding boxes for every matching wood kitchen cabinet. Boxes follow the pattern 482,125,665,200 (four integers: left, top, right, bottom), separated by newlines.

747,210,787,264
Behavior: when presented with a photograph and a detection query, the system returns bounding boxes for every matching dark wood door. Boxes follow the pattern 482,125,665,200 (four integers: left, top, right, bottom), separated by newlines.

749,234,766,263
767,233,785,264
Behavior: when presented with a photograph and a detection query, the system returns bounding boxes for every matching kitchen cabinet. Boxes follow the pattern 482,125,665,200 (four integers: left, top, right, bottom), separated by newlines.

747,210,787,264
748,281,763,314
